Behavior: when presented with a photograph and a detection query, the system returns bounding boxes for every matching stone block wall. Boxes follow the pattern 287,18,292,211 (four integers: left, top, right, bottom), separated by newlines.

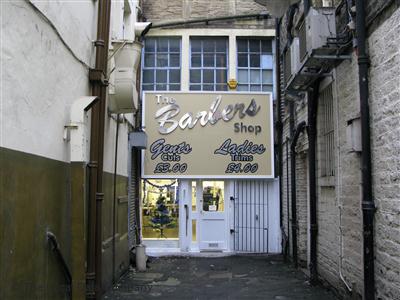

368,7,400,300
278,1,400,299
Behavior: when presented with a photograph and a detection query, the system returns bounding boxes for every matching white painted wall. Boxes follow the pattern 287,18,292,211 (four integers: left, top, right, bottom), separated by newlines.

1,0,138,177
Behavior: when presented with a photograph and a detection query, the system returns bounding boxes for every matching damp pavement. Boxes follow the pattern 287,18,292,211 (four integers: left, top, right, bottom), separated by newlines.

103,255,338,300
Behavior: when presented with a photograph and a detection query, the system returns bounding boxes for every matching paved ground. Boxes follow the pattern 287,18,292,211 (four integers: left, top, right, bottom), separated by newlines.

103,255,338,300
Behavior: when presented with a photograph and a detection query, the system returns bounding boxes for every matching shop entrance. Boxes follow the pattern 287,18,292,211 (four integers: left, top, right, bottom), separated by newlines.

191,181,229,251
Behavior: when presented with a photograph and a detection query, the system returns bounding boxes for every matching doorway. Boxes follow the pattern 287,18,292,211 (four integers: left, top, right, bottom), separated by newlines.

191,181,229,251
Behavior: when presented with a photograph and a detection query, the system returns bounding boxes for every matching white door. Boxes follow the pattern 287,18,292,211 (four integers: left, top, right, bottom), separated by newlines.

196,181,228,251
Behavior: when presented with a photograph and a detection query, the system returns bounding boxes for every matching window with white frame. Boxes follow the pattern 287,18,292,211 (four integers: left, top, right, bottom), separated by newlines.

189,37,228,91
320,83,335,177
142,37,181,91
237,38,273,92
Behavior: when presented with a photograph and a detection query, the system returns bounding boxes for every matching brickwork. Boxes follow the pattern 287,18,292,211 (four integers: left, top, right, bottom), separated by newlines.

368,7,400,299
142,0,274,29
278,3,400,299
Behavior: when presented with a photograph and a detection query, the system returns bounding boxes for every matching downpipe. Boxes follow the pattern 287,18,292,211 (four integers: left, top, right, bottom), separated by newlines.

355,0,376,299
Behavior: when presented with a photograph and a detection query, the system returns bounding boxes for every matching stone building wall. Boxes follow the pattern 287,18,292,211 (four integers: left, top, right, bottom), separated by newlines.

278,1,399,299
368,7,400,299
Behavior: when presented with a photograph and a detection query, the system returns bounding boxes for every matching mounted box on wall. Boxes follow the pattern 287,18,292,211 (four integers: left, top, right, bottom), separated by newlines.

108,40,142,113
346,116,362,152
129,130,147,149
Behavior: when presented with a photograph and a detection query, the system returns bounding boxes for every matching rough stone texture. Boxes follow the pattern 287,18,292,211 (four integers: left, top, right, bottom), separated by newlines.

142,0,274,29
368,7,400,300
278,4,400,300
103,256,338,299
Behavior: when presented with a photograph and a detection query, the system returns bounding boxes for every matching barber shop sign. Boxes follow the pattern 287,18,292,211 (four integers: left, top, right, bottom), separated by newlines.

142,92,274,178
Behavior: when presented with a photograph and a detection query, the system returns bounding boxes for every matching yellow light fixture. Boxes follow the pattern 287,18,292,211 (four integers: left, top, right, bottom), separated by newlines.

227,78,238,89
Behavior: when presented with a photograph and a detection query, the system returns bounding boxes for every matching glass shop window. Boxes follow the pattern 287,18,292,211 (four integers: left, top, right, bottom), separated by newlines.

141,180,179,239
142,37,181,91
237,38,273,92
190,37,228,91
202,181,224,212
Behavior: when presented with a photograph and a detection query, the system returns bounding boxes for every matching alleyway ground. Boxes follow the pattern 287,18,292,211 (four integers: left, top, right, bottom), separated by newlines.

103,255,338,300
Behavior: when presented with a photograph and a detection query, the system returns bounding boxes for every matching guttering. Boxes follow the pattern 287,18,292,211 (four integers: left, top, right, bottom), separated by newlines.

307,79,320,285
151,13,270,29
275,17,284,244
355,1,375,299
290,121,307,268
87,0,112,298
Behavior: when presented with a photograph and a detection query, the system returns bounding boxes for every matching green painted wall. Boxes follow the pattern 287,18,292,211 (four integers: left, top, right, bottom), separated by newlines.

0,147,71,299
101,172,130,291
0,147,130,299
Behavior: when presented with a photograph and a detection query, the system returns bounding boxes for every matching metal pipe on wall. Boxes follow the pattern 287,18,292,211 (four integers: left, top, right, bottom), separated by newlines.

87,0,112,298
307,80,320,285
355,0,375,298
290,121,307,268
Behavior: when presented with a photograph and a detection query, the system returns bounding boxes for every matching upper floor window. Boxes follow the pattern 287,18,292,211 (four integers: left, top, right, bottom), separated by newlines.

319,83,335,177
190,37,228,91
237,38,273,92
142,37,181,91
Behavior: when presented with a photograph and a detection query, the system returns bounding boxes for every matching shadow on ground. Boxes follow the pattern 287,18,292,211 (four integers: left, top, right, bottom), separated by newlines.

103,255,338,300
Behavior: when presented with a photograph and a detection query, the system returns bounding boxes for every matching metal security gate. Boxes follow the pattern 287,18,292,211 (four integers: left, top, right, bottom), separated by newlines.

233,179,280,253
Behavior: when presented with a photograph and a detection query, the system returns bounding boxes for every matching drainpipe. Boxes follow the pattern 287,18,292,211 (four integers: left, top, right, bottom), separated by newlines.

355,1,375,299
275,17,284,239
307,80,320,285
87,0,112,298
290,121,307,268
285,137,290,260
112,114,121,284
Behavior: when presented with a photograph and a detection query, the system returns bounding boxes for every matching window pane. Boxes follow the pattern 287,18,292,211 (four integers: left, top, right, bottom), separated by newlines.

144,54,155,67
261,55,273,69
143,70,154,83
169,84,180,91
216,84,227,91
203,40,214,52
203,70,214,83
250,70,261,84
156,84,167,90
250,54,260,67
237,39,247,52
262,70,273,84
156,54,168,67
238,54,248,67
238,70,248,83
190,70,201,83
145,39,155,52
216,54,226,67
191,39,201,52
215,39,226,52
191,54,201,67
169,70,180,83
237,84,248,91
203,54,214,67
202,181,224,212
262,40,272,53
169,54,180,67
190,84,201,90
142,84,154,91
262,85,273,92
169,39,180,52
250,84,261,91
203,84,214,91
216,69,227,84
157,38,168,52
156,70,167,83
250,40,260,52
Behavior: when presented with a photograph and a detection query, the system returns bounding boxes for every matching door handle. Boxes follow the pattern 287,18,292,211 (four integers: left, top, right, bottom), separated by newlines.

184,204,188,236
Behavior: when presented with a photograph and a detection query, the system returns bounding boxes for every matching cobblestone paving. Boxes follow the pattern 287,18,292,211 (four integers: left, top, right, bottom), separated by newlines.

103,255,339,300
